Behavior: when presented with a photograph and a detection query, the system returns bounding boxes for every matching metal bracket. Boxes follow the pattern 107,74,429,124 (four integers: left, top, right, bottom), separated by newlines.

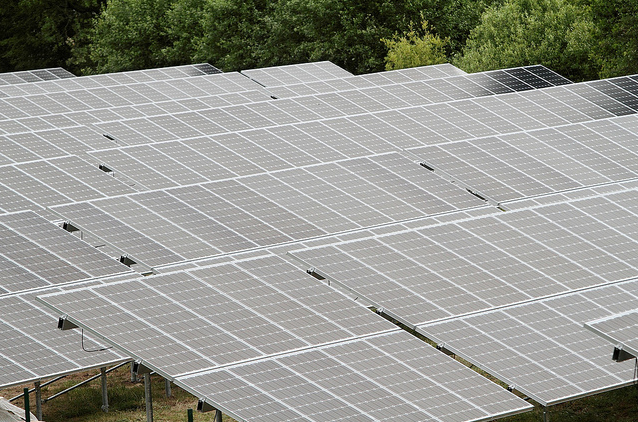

133,360,152,376
613,346,635,362
197,399,217,413
58,315,78,331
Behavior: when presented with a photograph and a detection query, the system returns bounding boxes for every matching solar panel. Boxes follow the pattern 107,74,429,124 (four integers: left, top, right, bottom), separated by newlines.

242,61,354,88
422,277,638,406
38,256,394,375
0,284,128,390
290,187,638,328
585,312,638,360
409,115,638,204
49,152,485,263
266,65,559,99
0,211,131,292
0,68,74,87
50,202,184,268
37,256,531,421
178,330,531,422
3,60,638,417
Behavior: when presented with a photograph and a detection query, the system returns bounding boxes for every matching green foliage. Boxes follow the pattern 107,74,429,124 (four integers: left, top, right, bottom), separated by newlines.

418,0,502,56
455,0,597,81
383,20,449,70
4,0,637,80
0,0,104,73
193,0,271,72
587,0,638,78
163,0,207,65
78,0,176,74
194,0,431,74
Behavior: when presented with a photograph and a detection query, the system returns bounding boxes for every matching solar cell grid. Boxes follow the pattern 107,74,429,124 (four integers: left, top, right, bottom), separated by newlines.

168,185,292,247
51,201,183,267
92,196,221,260
0,165,71,207
321,118,395,154
37,256,394,376
37,255,531,422
16,160,105,202
131,190,257,253
89,148,176,190
0,211,131,279
290,189,638,328
178,330,530,422
422,278,638,406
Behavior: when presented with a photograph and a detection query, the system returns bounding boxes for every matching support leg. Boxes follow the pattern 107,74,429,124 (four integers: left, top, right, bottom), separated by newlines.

131,361,137,383
34,381,42,421
144,372,153,422
100,367,109,412
23,388,30,422
542,406,550,422
215,409,222,422
165,379,171,398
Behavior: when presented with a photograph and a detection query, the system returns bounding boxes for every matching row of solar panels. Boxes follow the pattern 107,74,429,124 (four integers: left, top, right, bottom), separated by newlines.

0,62,537,422
2,58,638,422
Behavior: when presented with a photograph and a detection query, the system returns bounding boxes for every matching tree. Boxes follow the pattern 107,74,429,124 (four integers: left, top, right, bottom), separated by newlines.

587,0,638,78
418,0,501,57
77,0,174,74
194,0,431,74
0,0,104,74
192,0,271,72
76,0,206,74
383,20,449,70
454,0,597,81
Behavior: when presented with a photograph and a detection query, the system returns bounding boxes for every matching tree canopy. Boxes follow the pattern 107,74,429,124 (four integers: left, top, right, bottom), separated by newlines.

454,0,597,81
0,0,636,80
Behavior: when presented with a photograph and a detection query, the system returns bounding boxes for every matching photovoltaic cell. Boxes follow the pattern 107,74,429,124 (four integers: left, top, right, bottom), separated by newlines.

37,256,394,376
51,202,184,267
178,330,531,422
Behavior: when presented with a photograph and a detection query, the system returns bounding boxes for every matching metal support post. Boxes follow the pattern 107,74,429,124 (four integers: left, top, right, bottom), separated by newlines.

100,367,109,412
131,361,137,382
215,409,222,422
23,388,30,422
144,372,153,422
542,406,550,422
187,408,194,422
165,379,171,398
34,381,42,421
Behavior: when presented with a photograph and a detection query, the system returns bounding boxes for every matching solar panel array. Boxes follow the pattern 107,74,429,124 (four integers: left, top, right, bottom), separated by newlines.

241,61,354,87
0,68,75,86
44,153,483,267
2,57,638,420
290,185,638,405
262,64,571,100
38,255,532,422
